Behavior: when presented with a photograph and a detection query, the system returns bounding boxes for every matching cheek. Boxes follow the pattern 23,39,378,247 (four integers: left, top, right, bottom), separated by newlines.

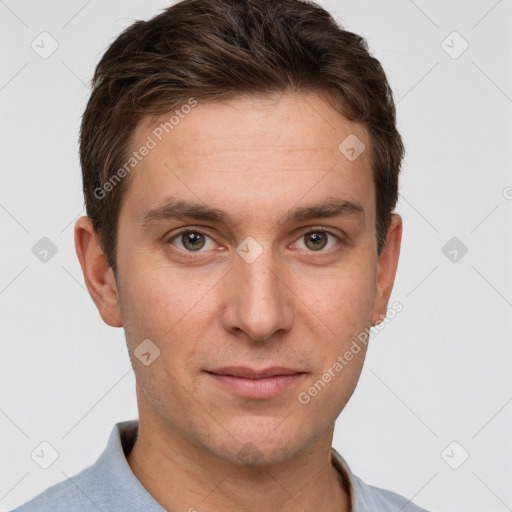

297,349,367,430
118,259,218,339
118,269,221,398
295,255,375,407
303,260,376,334
120,273,210,406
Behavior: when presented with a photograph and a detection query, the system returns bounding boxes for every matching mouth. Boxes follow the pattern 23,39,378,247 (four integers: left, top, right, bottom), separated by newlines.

205,366,306,399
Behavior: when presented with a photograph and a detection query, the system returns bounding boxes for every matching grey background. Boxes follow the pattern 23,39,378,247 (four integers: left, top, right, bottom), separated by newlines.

1,0,511,510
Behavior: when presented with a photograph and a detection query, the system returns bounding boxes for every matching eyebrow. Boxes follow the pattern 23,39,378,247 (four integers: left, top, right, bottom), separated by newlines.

139,196,365,228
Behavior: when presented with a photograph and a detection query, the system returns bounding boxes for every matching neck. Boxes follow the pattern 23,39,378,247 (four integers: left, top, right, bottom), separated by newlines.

126,416,351,512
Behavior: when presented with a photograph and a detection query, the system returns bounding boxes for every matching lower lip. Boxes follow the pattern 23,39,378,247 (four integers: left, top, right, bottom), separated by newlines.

207,372,305,399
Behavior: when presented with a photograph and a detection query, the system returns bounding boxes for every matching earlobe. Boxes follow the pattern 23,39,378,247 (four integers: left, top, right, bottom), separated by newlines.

370,213,402,327
74,216,123,327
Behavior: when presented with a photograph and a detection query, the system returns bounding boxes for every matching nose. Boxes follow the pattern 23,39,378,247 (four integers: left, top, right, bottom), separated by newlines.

221,243,294,343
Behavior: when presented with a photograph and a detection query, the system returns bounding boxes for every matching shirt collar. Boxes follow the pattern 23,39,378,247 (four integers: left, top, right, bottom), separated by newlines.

92,420,165,511
99,420,369,512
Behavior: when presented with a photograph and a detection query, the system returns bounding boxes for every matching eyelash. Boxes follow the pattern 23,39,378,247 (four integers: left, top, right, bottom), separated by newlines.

166,227,345,259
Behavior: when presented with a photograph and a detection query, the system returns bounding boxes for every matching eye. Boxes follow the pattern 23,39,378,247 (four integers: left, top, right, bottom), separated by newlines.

167,227,343,256
168,229,217,252
294,229,341,252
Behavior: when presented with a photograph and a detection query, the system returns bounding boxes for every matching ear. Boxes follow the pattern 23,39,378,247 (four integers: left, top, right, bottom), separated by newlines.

74,216,123,327
371,213,402,326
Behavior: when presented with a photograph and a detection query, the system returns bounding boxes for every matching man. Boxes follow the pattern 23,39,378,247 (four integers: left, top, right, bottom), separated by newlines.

12,0,429,510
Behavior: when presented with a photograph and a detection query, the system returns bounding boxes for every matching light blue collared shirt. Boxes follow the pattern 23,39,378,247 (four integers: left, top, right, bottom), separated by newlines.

11,420,430,511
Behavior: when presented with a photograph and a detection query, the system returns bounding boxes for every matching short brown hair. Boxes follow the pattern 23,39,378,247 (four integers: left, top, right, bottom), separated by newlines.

80,0,404,275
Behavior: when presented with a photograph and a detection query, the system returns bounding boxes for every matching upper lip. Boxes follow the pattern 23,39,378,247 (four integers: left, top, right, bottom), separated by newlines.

206,366,304,379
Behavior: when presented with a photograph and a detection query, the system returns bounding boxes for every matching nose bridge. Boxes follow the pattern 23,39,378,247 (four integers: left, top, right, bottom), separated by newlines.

225,239,292,341
241,249,280,302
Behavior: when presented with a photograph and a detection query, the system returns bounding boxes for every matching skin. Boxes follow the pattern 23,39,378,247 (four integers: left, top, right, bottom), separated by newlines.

75,92,402,512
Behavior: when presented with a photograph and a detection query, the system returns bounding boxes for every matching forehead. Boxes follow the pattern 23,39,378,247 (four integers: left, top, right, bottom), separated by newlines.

120,92,374,227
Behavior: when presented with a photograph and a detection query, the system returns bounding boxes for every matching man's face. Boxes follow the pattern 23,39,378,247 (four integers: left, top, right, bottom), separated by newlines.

112,92,395,465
